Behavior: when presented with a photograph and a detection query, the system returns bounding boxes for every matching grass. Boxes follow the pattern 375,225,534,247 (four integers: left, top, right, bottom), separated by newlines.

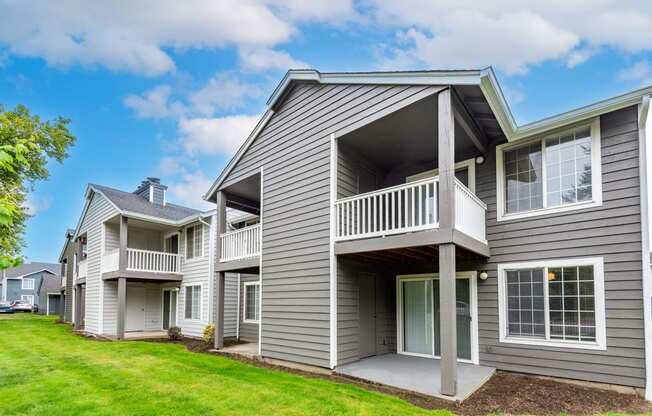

0,314,448,416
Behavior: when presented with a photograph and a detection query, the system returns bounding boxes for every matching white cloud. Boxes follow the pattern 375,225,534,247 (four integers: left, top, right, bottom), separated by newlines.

369,1,652,74
178,115,260,156
166,170,215,209
124,85,186,119
0,1,297,76
238,47,308,72
618,60,652,86
188,73,262,116
24,193,51,216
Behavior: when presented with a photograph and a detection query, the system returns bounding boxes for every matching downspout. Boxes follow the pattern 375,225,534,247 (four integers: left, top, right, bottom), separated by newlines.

638,94,652,400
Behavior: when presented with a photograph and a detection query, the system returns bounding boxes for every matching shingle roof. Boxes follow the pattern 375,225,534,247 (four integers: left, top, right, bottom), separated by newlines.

5,262,59,278
91,184,204,222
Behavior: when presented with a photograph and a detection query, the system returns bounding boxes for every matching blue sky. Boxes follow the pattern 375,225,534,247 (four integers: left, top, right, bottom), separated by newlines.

1,1,651,262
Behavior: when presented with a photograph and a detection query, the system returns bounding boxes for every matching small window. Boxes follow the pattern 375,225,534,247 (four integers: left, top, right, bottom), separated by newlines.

184,285,201,320
499,258,606,349
186,224,203,259
21,295,34,304
498,121,601,220
22,278,35,290
243,282,260,323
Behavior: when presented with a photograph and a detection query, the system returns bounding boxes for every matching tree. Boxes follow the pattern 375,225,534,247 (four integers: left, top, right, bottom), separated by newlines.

0,104,75,269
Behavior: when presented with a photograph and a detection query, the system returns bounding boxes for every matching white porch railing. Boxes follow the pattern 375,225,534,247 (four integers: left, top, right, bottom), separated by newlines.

335,176,487,243
454,178,487,243
77,259,88,279
101,249,120,273
335,177,439,241
127,248,183,274
220,223,261,262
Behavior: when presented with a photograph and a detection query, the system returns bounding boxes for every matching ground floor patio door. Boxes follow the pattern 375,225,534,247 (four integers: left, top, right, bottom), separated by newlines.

162,289,177,330
397,272,478,364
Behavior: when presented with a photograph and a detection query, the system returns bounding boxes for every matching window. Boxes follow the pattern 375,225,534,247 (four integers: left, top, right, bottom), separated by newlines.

22,278,35,290
184,285,201,320
243,282,260,323
21,295,34,304
186,224,203,259
497,121,601,221
498,258,606,350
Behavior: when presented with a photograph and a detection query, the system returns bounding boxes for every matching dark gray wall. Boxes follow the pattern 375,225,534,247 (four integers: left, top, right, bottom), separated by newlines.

475,106,645,387
5,272,51,305
221,82,440,367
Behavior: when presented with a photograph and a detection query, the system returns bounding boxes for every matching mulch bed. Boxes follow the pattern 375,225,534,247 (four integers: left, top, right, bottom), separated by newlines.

73,330,652,415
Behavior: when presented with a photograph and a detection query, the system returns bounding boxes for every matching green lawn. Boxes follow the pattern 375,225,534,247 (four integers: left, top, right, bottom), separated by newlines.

0,314,446,415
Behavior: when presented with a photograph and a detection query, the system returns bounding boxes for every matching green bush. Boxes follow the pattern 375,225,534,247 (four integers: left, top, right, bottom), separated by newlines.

167,326,181,341
203,324,215,344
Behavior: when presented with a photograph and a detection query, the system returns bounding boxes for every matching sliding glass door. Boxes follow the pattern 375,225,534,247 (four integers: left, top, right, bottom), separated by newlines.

400,274,474,362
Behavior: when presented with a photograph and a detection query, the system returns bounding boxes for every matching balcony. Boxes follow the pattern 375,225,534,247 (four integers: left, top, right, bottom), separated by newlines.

101,248,183,279
220,223,261,262
335,177,487,247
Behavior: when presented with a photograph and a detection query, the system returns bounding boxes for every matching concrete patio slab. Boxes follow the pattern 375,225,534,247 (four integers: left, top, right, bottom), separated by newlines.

336,354,495,402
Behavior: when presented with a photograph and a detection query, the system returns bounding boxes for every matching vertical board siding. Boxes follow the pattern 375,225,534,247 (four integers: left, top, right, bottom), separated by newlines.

77,193,118,335
239,273,260,342
221,83,439,367
224,272,238,338
476,106,646,387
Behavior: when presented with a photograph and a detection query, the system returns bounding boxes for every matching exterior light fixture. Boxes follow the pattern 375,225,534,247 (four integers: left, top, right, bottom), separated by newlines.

475,155,485,165
479,271,488,280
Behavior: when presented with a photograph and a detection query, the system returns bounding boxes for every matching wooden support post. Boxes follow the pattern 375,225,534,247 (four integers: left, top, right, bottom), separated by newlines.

119,216,128,273
117,277,126,340
214,191,227,349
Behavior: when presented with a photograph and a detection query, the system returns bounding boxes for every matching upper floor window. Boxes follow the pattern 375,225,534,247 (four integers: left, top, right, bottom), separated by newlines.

498,257,606,350
22,278,35,290
497,120,602,221
186,224,203,259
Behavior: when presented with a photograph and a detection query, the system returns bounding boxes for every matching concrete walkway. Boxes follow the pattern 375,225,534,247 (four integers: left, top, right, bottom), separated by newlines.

337,354,495,402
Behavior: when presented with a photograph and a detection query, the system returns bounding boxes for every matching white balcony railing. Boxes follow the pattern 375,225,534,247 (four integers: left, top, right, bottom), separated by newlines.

77,259,88,279
127,248,183,274
220,223,261,262
454,179,487,243
335,176,487,243
101,249,120,273
336,177,439,241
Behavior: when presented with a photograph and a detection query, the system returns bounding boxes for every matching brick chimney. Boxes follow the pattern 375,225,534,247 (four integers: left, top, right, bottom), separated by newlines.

134,177,167,206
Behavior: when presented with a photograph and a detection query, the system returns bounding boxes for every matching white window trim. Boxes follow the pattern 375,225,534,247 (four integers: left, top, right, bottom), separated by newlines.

185,224,204,260
21,294,34,304
22,278,35,290
243,281,260,324
496,118,602,222
497,257,606,350
406,158,477,193
163,231,181,254
182,283,203,322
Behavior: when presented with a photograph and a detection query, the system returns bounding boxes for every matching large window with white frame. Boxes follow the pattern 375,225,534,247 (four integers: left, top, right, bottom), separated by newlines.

22,278,35,290
498,257,606,350
184,284,201,320
185,224,203,259
21,294,34,304
243,282,260,323
497,120,602,221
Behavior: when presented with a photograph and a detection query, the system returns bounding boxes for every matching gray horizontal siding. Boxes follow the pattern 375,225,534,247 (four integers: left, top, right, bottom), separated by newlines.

476,106,646,387
221,82,440,367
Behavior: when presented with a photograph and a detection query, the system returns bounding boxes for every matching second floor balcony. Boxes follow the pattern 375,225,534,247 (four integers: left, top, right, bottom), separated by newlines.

101,248,183,275
219,223,261,263
335,176,486,244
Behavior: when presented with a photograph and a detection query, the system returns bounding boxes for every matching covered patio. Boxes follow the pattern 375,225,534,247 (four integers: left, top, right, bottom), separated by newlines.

337,354,495,402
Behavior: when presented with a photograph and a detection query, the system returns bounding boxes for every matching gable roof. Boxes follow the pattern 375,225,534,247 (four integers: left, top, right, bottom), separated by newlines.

5,262,59,278
204,67,652,201
58,229,75,263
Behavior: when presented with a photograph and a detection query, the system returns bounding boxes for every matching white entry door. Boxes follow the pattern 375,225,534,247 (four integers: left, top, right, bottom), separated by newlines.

126,286,146,332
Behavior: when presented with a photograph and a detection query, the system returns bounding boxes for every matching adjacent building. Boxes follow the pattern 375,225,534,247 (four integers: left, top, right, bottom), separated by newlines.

1,262,61,314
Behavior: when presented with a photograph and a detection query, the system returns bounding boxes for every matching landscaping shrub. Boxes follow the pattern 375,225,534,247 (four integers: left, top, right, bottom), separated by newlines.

167,326,181,341
203,324,215,344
